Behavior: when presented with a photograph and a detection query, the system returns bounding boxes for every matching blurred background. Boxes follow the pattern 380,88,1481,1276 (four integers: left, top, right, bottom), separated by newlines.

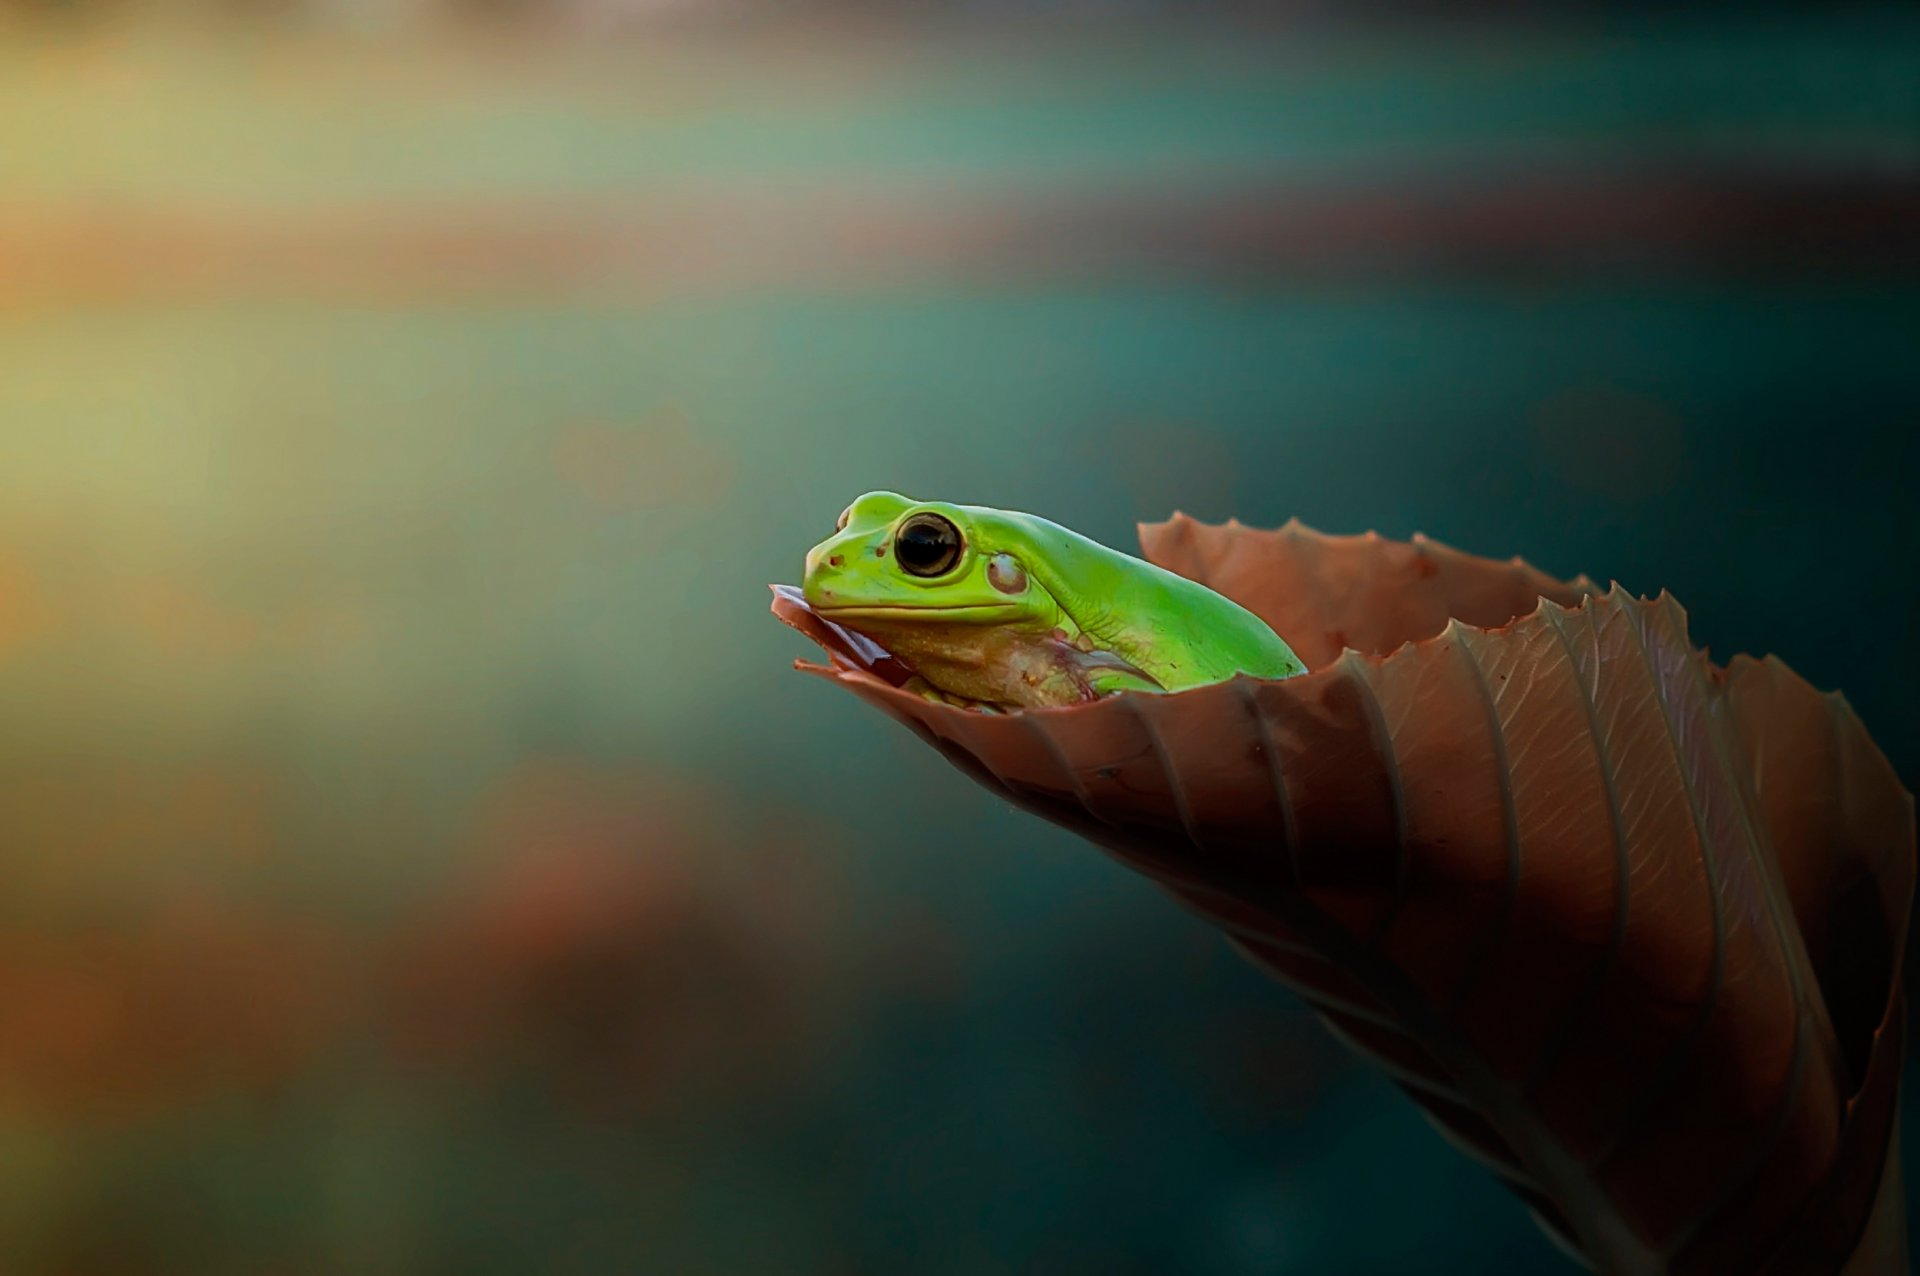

0,0,1916,1272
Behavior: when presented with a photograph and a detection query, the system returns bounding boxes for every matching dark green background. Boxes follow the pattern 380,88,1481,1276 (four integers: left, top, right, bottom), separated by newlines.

0,7,1914,1272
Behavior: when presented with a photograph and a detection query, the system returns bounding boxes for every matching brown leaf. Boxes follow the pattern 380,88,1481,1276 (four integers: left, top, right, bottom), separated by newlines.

773,518,1914,1275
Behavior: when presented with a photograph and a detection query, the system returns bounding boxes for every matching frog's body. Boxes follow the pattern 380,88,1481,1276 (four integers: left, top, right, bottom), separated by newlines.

802,492,1305,710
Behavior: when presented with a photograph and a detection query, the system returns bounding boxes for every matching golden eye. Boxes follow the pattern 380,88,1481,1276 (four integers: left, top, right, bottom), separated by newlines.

893,513,963,578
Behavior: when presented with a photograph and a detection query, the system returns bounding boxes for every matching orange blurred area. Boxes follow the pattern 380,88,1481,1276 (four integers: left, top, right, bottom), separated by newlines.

0,901,349,1122
0,758,843,1121
387,761,841,1117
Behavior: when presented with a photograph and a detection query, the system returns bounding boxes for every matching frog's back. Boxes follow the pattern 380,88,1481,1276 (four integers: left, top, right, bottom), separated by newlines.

1138,564,1307,686
982,507,1304,687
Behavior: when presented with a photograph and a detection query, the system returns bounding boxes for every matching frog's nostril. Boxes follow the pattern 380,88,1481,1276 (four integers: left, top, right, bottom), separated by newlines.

828,554,843,568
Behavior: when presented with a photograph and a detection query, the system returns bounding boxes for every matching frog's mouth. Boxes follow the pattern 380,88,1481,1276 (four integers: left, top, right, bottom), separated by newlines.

812,603,1026,624
770,583,917,688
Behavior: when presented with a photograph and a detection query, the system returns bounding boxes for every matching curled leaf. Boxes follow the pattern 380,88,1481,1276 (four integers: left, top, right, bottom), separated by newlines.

773,518,1913,1274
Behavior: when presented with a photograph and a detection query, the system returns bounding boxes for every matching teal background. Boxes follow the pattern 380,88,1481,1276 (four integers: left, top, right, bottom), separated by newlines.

0,7,1914,1272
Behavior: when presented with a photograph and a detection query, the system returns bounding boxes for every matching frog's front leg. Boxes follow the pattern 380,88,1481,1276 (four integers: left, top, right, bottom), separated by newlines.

1074,646,1166,699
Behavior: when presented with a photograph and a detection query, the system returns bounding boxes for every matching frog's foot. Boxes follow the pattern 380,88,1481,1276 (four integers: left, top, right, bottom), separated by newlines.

903,676,1004,714
1085,666,1165,698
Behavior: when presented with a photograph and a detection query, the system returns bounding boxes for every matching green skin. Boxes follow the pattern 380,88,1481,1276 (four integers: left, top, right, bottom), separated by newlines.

802,491,1306,710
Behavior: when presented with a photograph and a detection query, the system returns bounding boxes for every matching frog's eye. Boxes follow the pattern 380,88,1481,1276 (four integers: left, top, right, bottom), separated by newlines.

894,513,963,578
836,505,852,533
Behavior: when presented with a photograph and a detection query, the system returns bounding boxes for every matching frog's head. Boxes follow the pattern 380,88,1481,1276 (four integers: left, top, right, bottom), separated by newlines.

802,491,1052,631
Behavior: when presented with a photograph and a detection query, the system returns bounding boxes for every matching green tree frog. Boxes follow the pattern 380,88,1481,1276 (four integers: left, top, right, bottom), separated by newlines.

801,491,1306,710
